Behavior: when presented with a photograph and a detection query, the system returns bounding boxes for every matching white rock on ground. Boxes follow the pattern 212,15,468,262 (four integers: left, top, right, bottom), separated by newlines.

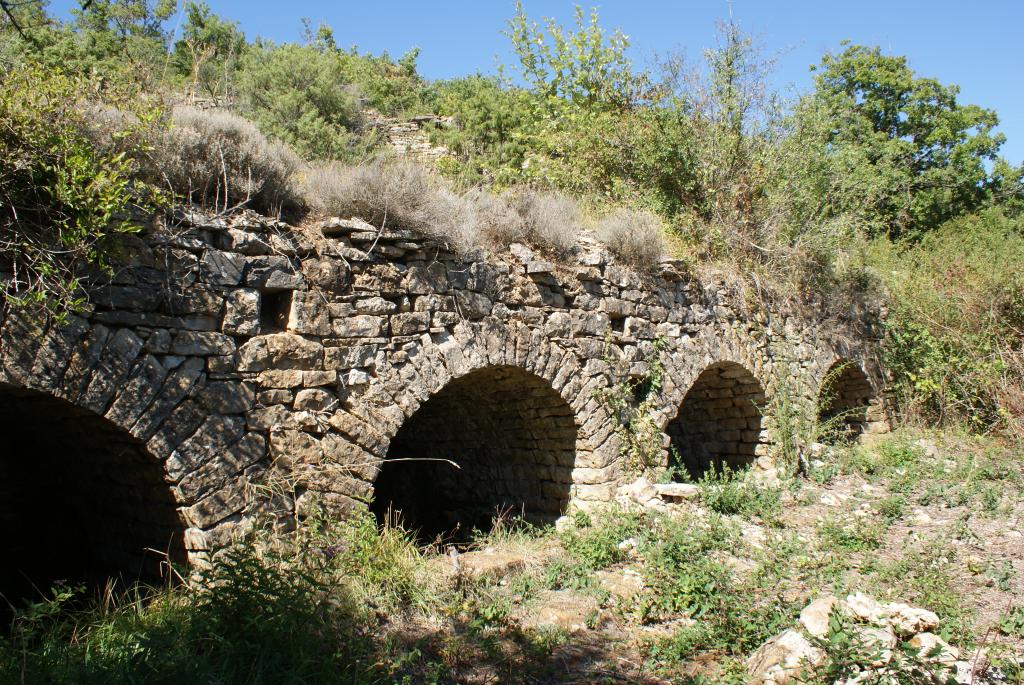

909,632,959,666
799,595,839,637
884,602,940,636
746,628,825,684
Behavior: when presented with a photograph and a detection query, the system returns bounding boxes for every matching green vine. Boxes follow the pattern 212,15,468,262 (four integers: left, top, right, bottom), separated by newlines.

596,334,669,476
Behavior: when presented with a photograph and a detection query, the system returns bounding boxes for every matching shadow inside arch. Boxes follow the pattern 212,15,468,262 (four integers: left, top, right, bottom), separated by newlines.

370,365,578,544
817,359,875,442
665,361,767,481
0,382,186,620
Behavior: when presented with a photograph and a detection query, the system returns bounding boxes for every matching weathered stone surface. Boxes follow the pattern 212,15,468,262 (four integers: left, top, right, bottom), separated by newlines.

406,263,448,294
0,205,887,579
197,381,255,414
799,595,839,638
222,289,260,336
244,255,303,289
746,629,824,684
201,250,246,286
302,257,351,292
171,330,235,356
332,315,387,338
287,291,331,336
391,312,430,335
238,333,323,371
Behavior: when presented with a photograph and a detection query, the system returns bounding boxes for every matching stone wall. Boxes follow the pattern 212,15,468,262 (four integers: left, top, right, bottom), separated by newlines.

0,208,890,581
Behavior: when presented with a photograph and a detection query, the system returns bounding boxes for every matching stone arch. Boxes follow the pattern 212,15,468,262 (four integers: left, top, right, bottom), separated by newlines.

370,364,577,541
349,320,619,534
0,311,269,603
0,382,187,606
664,361,767,479
817,358,874,440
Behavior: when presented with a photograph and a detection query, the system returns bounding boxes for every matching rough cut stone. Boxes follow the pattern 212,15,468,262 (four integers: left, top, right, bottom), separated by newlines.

238,333,323,371
746,629,824,684
171,331,235,356
0,203,888,576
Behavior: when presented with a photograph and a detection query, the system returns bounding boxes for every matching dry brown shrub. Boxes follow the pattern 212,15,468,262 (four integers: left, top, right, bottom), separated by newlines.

594,208,667,267
302,159,478,254
509,190,581,256
468,190,525,247
155,106,301,214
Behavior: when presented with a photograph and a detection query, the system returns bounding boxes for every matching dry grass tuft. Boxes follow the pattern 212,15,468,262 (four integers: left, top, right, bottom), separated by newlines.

468,190,525,247
595,208,667,267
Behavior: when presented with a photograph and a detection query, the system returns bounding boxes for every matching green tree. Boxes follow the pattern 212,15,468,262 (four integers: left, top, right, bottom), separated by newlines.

504,1,648,112
172,1,245,102
235,41,364,160
0,61,158,319
804,43,1005,239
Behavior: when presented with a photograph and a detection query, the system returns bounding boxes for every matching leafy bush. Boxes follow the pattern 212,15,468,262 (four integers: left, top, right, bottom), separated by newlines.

875,209,1024,432
633,513,735,622
236,42,368,161
697,466,782,524
595,208,667,267
430,75,536,188
0,62,152,318
559,506,647,571
817,513,883,552
0,539,377,684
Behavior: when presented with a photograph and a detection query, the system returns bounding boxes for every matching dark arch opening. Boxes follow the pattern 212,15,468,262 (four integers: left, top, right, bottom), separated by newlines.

666,361,766,480
817,360,874,441
0,383,187,615
370,366,577,543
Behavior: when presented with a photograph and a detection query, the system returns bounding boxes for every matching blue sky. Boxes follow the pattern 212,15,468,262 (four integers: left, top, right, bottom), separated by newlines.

50,0,1024,163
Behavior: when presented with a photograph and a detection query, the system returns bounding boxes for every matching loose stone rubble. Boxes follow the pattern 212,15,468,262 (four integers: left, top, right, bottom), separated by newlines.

748,592,996,684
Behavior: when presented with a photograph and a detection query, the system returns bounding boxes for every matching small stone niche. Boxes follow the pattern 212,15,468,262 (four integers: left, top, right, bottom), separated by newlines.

259,290,292,333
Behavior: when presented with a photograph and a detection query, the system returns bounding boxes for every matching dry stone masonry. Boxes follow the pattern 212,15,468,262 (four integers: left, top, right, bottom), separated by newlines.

0,209,888,592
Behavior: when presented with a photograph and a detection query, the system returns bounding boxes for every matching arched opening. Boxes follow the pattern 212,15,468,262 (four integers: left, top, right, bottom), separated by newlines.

666,361,766,480
370,366,577,543
0,383,187,614
817,360,873,441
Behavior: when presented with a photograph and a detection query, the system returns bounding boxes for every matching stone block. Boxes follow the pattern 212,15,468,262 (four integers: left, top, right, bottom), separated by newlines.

455,290,492,320
324,345,377,370
171,331,236,356
331,315,388,338
222,289,260,336
243,256,303,289
237,333,323,371
200,250,246,286
287,291,331,336
391,312,430,335
406,263,448,294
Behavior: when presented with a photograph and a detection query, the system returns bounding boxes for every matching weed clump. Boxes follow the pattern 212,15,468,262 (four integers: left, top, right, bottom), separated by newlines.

697,465,783,524
558,506,647,571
